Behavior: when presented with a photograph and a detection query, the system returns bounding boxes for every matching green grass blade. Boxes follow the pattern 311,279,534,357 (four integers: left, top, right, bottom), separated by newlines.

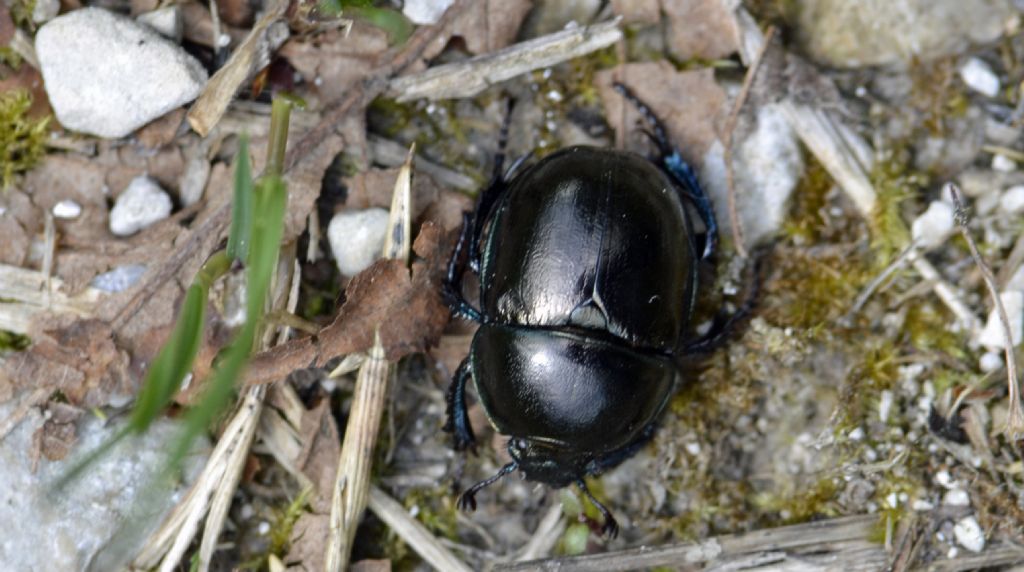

166,175,288,470
227,136,253,262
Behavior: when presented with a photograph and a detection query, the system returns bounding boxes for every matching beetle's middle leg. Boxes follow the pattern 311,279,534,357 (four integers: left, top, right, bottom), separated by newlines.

612,82,718,260
443,356,478,452
443,212,483,322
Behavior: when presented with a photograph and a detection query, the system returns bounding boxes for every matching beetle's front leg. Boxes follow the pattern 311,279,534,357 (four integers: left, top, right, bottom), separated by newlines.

443,212,483,322
443,357,477,453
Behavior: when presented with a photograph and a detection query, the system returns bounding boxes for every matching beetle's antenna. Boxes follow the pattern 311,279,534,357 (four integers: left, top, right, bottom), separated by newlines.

576,479,620,539
457,461,518,511
491,98,515,181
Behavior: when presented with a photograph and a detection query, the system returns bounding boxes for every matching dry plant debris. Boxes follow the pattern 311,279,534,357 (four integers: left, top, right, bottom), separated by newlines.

4,0,1024,570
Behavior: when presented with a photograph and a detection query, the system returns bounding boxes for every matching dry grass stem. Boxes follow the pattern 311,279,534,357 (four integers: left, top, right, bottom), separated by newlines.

369,135,477,192
367,486,474,572
325,154,412,571
723,25,776,258
0,263,100,334
997,230,1024,289
186,0,289,136
844,240,919,323
946,182,1024,438
388,18,623,102
10,29,38,68
512,502,565,562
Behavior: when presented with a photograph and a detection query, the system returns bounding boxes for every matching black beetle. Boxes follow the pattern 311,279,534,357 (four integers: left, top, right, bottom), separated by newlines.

442,84,721,538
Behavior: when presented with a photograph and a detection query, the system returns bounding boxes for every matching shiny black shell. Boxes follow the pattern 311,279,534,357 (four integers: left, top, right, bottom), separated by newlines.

478,147,698,351
468,146,698,466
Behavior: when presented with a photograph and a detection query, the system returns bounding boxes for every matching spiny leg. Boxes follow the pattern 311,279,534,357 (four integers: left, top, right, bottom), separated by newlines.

680,246,766,354
613,82,718,260
457,461,518,511
443,211,483,322
576,479,619,539
443,357,477,452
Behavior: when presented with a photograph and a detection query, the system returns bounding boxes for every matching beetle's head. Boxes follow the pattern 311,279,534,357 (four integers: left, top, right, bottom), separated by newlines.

507,437,589,487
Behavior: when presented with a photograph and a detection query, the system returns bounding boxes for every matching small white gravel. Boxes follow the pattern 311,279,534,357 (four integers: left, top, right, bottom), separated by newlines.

90,264,147,292
136,5,183,42
992,153,1017,172
953,516,986,553
878,390,894,423
402,0,455,24
51,199,82,219
911,201,954,249
979,352,1003,373
327,208,390,277
1000,185,1024,215
976,290,1024,349
959,57,1000,98
943,488,971,507
109,176,173,236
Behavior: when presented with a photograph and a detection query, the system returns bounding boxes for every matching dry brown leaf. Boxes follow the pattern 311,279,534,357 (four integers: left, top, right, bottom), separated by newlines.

341,167,442,221
450,0,533,55
280,24,390,106
21,155,109,246
283,396,342,571
30,402,83,464
136,108,187,149
661,0,739,61
244,221,455,386
351,560,392,572
611,0,660,25
0,216,29,266
2,317,132,408
595,62,728,165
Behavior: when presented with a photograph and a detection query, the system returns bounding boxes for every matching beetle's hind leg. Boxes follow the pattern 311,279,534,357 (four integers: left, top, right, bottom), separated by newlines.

613,82,719,260
576,479,619,539
443,357,478,452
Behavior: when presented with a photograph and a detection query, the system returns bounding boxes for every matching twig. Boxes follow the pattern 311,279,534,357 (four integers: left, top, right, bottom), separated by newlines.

997,230,1024,289
843,240,919,323
722,25,775,258
511,502,565,562
947,182,1024,438
369,134,477,192
388,18,623,102
367,486,474,572
187,0,289,136
324,152,412,572
495,515,882,572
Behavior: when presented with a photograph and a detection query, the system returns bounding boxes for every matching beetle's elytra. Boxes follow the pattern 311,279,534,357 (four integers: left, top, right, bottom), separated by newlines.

443,84,720,538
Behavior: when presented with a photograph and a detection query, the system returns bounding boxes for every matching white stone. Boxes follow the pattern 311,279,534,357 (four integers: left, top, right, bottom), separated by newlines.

943,488,970,507
729,104,804,248
684,442,701,455
848,427,865,441
911,201,954,249
402,0,455,25
979,351,1003,373
886,492,899,508
90,264,147,292
32,0,59,24
911,499,934,511
136,5,183,42
35,8,207,139
935,469,954,489
1000,185,1024,215
878,390,894,422
327,208,390,277
976,291,1024,350
109,176,172,236
0,402,206,571
52,199,82,219
993,153,1017,172
953,516,986,553
1007,265,1024,292
960,58,1001,98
